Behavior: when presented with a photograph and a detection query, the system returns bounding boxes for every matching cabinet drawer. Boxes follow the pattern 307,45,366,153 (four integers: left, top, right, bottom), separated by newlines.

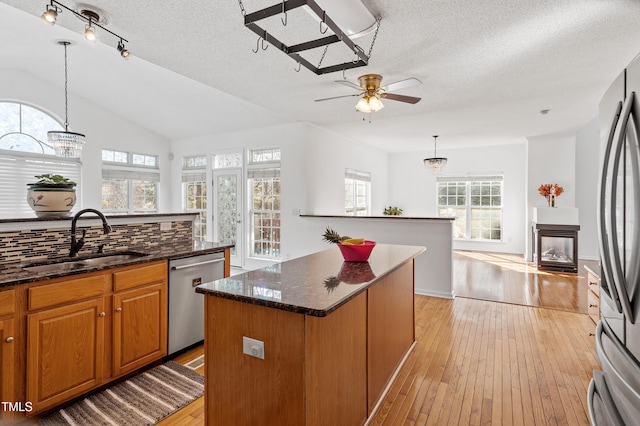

587,272,601,294
113,261,167,292
29,275,106,311
588,289,600,325
0,289,15,316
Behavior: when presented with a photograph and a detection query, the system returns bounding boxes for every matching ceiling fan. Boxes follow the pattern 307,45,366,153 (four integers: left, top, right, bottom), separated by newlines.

315,74,422,113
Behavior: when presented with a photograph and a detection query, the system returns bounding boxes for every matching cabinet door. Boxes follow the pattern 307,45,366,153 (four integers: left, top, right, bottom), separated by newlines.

112,283,167,377
0,318,15,418
27,298,105,414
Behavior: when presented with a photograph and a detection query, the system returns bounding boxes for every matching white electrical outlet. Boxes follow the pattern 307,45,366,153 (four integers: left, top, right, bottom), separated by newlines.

160,222,172,231
242,336,265,360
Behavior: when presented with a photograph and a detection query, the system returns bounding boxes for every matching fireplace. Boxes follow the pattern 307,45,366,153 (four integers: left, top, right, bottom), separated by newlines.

534,224,580,273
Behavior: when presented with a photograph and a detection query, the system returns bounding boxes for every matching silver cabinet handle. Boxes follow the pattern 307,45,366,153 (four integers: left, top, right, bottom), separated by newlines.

5,337,13,343
99,312,106,317
170,258,224,271
115,307,122,312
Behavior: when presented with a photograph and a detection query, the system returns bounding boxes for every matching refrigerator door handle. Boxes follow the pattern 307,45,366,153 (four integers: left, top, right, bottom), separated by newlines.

589,371,625,426
608,93,636,323
598,100,624,313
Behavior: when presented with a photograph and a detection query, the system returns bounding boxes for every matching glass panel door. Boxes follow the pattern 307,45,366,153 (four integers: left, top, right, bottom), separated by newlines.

213,169,242,267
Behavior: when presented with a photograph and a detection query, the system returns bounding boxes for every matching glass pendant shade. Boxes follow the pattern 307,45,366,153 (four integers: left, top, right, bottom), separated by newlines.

423,135,447,174
423,157,448,174
355,95,384,113
48,130,85,157
49,41,85,158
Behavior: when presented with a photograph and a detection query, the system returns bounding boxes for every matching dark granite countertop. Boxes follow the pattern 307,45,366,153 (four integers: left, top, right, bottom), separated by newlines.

0,240,233,288
195,243,425,317
300,214,454,221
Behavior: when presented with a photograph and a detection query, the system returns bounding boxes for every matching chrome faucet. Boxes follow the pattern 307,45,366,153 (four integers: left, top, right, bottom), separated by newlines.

69,209,113,257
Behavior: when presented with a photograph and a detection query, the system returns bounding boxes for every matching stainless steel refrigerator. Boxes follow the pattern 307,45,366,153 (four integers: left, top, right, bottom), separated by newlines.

589,53,640,425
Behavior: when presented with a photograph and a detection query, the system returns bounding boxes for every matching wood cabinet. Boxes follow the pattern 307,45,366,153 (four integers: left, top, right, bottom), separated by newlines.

112,263,167,377
0,288,17,422
586,265,601,334
25,260,168,416
27,297,105,413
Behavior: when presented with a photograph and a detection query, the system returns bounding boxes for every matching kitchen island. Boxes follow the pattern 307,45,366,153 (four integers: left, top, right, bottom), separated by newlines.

196,243,425,426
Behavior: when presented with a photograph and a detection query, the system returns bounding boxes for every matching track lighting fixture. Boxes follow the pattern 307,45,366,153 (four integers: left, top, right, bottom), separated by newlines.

84,24,97,42
41,3,60,25
41,0,131,59
117,39,131,60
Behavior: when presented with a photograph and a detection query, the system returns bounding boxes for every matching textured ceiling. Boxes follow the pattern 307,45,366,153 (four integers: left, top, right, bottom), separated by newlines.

2,0,640,153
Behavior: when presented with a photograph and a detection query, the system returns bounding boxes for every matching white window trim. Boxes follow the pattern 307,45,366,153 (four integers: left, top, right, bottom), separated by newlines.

436,174,504,242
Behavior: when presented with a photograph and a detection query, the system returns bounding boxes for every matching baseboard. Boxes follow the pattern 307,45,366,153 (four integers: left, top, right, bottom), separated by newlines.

414,288,455,299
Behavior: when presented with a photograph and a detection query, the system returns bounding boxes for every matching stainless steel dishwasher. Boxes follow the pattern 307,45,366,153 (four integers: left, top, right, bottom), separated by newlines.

168,251,225,355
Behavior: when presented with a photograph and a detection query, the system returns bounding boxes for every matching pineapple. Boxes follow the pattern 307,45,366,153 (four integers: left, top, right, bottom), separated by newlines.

322,226,350,244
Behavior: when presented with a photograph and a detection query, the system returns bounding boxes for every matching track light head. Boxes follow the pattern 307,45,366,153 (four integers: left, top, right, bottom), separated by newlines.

117,40,131,60
41,4,59,25
84,24,97,42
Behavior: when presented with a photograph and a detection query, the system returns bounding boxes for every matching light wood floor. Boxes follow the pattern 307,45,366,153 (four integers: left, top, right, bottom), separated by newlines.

161,252,599,426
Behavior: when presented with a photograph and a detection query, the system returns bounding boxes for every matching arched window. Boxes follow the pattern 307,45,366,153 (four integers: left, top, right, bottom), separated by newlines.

0,102,63,154
0,101,82,218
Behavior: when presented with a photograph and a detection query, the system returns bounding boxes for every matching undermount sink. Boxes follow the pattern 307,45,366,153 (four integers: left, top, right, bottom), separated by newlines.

23,251,149,274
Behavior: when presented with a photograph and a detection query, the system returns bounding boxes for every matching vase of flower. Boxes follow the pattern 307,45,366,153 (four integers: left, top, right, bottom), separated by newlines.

538,183,563,208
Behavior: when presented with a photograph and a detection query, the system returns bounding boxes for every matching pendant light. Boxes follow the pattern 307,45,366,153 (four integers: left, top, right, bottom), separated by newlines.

423,135,447,174
48,41,85,158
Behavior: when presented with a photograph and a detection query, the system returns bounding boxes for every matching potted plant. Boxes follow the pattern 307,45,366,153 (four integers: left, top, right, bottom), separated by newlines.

26,174,77,217
383,206,403,216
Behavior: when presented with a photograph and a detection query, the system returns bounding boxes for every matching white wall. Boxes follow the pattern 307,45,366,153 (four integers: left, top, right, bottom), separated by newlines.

0,70,173,212
575,117,600,260
389,141,528,254
525,135,577,259
170,122,389,269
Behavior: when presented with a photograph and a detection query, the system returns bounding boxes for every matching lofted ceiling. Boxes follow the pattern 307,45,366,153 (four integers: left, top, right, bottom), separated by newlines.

2,0,640,153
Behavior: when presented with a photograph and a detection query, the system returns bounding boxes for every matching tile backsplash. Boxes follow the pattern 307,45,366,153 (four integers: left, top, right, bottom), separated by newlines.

0,220,193,263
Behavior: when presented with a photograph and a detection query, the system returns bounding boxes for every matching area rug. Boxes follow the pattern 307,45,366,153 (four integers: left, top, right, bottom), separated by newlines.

39,361,204,426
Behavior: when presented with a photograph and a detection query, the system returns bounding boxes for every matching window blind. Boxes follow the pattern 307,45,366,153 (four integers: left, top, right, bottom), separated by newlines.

345,169,371,182
0,150,82,218
181,171,206,183
247,168,280,179
436,174,503,183
102,168,160,182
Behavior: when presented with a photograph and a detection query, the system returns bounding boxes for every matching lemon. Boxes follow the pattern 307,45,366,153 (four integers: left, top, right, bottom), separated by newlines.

342,238,365,245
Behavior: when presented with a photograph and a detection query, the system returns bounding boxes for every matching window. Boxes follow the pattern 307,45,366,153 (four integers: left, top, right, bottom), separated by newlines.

0,102,61,155
0,101,82,218
345,169,371,216
248,148,281,259
102,149,159,213
437,175,503,241
183,155,207,241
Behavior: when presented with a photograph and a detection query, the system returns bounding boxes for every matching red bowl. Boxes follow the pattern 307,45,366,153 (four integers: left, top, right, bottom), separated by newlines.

337,240,376,262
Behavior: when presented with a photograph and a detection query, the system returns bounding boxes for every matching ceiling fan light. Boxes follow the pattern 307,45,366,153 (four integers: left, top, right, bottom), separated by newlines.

356,97,372,113
84,25,97,42
369,95,384,112
41,6,58,25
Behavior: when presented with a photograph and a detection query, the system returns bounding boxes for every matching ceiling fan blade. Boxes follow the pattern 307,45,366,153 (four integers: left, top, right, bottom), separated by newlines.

382,77,422,92
334,80,363,91
315,93,361,102
381,93,422,104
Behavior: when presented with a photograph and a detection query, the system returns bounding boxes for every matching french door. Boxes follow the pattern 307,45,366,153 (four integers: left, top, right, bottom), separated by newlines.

213,169,243,267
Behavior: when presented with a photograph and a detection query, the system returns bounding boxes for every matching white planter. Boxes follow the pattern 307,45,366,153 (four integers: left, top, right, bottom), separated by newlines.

26,185,76,218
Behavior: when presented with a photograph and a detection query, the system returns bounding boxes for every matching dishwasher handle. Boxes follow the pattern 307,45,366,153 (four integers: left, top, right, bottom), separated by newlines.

170,258,224,271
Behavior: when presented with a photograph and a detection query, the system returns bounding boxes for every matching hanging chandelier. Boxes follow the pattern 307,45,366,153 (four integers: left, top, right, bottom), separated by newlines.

423,135,447,174
47,41,85,158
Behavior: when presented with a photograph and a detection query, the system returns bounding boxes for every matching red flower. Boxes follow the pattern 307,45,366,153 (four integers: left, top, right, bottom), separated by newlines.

538,183,564,197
